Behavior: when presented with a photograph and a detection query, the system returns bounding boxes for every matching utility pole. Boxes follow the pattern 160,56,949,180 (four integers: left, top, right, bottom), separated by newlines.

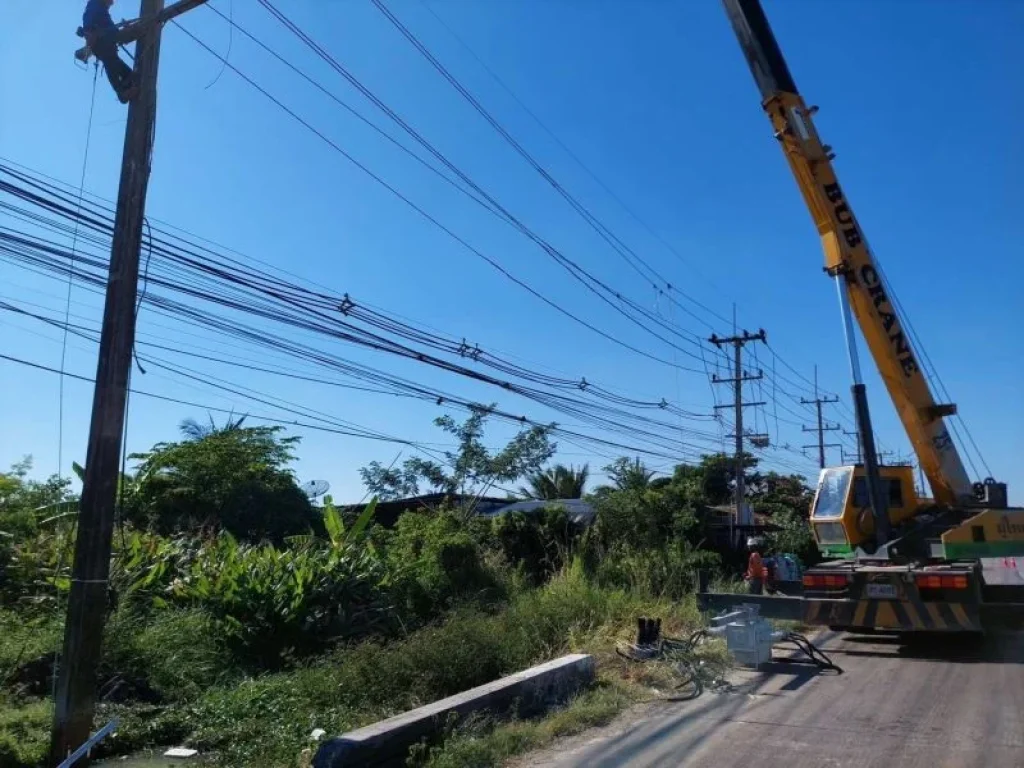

710,329,767,541
842,429,861,464
51,1,207,762
801,366,840,469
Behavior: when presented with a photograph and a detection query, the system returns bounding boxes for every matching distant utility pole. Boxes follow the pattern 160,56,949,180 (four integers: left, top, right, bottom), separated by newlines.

801,366,840,469
842,429,861,464
51,1,207,763
710,329,767,537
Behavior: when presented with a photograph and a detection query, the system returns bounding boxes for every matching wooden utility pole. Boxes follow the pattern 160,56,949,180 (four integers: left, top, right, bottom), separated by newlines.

801,367,840,469
710,329,767,540
51,1,206,762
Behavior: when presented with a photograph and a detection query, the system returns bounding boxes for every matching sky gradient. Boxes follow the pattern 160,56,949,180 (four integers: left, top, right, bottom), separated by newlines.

1,0,1021,504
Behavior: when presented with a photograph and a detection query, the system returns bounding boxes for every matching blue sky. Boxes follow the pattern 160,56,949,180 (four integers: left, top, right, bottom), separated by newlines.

1,0,1021,504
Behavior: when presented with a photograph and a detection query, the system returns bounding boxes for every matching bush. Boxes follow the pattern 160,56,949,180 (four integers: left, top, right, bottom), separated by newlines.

492,507,584,586
767,508,820,567
172,534,391,667
103,606,234,701
591,542,721,599
382,512,503,622
589,487,700,554
0,696,50,767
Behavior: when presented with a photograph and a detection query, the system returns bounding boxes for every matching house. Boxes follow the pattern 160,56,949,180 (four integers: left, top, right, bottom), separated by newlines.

483,499,596,526
339,492,511,529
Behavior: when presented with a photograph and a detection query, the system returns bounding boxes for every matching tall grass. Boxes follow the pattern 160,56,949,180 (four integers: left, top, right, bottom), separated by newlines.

97,561,704,767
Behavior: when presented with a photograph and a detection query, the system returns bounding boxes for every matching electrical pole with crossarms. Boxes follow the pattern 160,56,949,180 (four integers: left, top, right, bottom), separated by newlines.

50,1,207,762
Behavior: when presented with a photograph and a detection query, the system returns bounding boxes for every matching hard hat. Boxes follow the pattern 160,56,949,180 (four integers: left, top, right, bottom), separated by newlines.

746,536,761,549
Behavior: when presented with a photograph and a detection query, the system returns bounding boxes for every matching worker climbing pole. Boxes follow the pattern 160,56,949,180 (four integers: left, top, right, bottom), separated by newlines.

79,0,138,103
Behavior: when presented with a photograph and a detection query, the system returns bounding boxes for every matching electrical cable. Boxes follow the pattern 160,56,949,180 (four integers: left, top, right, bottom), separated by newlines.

774,632,843,674
0,161,850,472
171,20,720,373
366,0,725,335
417,0,734,314
615,628,715,702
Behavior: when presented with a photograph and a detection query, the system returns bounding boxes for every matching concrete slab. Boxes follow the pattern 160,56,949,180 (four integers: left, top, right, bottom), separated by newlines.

313,653,595,767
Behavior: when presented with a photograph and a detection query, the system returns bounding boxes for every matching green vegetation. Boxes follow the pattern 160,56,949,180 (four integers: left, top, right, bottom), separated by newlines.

0,409,814,766
519,463,590,500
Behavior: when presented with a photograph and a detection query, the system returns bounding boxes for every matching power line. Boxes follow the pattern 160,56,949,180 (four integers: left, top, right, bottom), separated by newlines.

201,4,726,365
170,21,720,374
366,0,728,333
417,0,733,313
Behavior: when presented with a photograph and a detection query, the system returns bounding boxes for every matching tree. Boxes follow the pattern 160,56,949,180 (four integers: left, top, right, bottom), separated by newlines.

178,413,248,440
668,452,760,506
359,405,555,507
747,471,813,518
519,463,589,500
128,419,318,542
599,457,657,493
0,457,73,537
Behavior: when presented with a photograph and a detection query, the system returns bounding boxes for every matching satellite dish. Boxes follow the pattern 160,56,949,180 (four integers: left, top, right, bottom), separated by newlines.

300,479,331,500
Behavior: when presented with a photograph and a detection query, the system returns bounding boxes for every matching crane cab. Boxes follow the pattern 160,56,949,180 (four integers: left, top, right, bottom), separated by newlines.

809,464,921,556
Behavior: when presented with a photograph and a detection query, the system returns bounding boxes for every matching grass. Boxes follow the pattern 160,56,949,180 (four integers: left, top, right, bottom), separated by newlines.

0,563,716,767
0,695,51,766
0,609,62,685
416,680,641,768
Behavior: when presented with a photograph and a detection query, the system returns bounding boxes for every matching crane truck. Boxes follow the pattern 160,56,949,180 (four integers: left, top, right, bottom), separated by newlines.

698,0,1024,635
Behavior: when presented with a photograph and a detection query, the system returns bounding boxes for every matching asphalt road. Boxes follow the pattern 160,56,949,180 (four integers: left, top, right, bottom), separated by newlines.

522,630,1024,768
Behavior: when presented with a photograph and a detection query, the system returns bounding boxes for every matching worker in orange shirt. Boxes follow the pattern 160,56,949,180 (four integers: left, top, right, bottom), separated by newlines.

745,537,767,595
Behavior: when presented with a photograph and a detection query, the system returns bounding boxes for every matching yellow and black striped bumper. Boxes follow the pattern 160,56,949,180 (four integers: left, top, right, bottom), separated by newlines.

804,597,980,632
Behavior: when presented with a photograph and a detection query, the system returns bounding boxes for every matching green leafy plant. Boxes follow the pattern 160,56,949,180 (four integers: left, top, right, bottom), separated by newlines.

171,501,389,666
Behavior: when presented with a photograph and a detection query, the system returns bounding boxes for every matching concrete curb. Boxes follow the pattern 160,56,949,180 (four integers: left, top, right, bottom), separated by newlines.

313,653,595,767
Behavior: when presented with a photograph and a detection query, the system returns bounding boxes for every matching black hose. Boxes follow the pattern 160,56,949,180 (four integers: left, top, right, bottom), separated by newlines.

775,632,843,674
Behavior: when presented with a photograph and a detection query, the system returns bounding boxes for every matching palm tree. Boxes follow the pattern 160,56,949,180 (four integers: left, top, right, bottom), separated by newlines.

179,413,247,440
519,463,589,500
603,457,656,491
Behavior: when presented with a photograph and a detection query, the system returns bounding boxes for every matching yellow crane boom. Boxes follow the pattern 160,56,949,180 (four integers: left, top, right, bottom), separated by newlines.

721,0,973,506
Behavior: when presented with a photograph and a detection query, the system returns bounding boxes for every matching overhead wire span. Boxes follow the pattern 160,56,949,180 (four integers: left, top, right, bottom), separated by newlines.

417,0,734,315
0,163,724,428
228,2,726,361
169,21,718,373
0,160,851,474
366,0,725,334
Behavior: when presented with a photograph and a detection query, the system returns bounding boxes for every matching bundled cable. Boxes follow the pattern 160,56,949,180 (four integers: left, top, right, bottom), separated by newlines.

615,618,715,702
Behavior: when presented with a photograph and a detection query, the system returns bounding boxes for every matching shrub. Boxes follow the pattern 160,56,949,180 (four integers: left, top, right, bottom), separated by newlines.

591,542,721,599
767,508,820,566
103,607,234,701
0,696,50,767
491,507,584,586
172,534,391,668
382,511,502,622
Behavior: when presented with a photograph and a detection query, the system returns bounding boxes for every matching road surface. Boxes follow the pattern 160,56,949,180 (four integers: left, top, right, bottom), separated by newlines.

522,630,1024,768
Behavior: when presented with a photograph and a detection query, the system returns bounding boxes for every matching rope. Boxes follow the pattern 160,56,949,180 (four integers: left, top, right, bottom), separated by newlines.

58,63,99,479
51,61,99,706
